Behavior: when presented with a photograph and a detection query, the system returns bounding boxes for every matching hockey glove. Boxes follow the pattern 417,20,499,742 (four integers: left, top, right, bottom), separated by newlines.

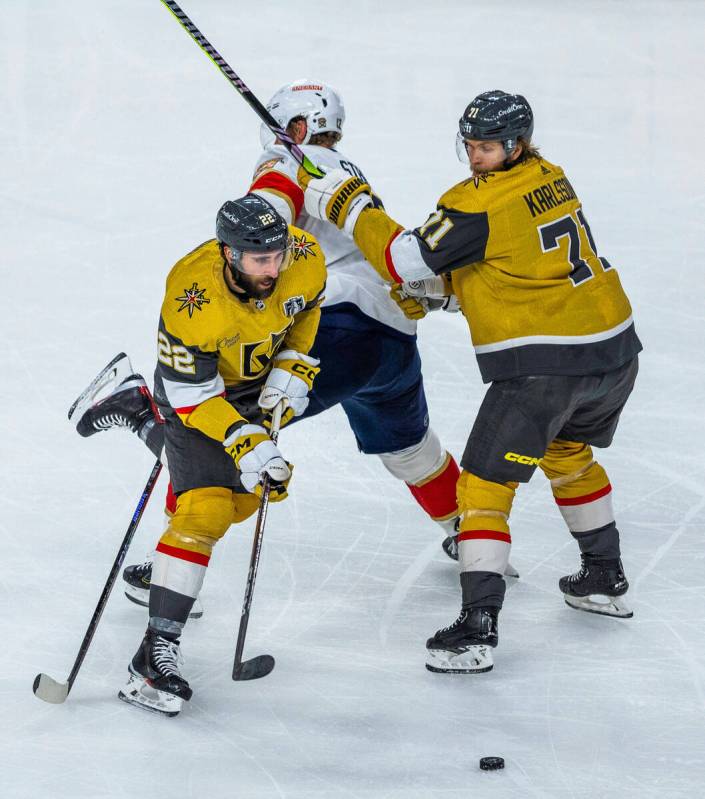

259,350,320,428
400,275,461,313
389,284,428,320
223,424,292,502
301,167,374,235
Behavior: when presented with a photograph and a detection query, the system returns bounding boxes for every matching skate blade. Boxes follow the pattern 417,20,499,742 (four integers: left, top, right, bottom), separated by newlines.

504,563,520,579
564,593,633,618
425,645,494,674
118,673,183,717
124,585,203,619
68,353,133,422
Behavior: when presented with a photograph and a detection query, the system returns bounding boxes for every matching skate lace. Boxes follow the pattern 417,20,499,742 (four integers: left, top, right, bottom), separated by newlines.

134,560,152,579
438,610,467,634
152,637,184,677
93,413,138,432
568,564,589,584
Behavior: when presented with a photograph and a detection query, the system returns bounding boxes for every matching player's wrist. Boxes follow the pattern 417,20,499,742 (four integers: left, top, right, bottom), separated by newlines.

343,194,374,237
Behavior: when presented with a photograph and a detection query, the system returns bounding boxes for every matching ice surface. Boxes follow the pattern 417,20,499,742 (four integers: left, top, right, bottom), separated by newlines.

2,1,705,797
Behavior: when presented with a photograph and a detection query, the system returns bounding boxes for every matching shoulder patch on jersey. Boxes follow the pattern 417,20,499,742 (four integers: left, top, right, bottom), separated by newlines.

540,163,552,175
290,232,317,260
282,295,306,317
253,157,284,180
175,282,210,318
464,172,495,189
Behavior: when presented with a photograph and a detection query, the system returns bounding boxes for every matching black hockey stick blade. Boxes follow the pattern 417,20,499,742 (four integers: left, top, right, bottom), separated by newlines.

33,673,70,704
233,654,275,681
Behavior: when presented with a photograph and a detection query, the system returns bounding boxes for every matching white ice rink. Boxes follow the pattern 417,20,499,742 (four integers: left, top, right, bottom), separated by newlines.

3,1,705,796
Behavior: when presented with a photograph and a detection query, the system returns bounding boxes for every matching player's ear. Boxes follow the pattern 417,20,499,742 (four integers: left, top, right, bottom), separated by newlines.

508,141,523,162
287,118,308,145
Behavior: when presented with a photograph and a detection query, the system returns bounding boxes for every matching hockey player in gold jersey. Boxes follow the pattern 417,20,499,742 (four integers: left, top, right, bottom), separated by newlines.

118,195,326,714
302,90,642,674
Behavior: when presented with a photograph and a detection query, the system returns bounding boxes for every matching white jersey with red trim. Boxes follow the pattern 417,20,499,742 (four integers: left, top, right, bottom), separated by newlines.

250,143,416,336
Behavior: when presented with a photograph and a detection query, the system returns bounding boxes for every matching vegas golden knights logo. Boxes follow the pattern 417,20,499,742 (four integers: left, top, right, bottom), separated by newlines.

240,326,290,378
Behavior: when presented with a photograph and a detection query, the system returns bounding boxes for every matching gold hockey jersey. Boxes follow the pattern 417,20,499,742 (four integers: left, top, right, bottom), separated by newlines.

153,229,326,442
353,157,642,382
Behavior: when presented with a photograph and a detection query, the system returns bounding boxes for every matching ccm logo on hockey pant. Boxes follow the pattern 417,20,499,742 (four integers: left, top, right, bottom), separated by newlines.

504,451,542,466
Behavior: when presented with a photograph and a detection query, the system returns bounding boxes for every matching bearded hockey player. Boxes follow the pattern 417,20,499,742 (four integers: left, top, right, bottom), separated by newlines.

76,80,490,616
116,195,325,715
302,90,642,674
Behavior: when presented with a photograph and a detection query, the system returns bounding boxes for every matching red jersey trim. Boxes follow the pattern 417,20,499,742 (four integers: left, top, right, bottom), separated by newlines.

251,172,304,218
554,484,612,506
384,229,403,283
175,391,226,415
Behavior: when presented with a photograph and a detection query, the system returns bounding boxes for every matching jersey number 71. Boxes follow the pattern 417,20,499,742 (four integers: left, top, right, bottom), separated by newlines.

538,209,613,286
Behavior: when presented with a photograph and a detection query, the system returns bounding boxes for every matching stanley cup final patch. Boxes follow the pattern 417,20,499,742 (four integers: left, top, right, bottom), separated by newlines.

282,295,305,317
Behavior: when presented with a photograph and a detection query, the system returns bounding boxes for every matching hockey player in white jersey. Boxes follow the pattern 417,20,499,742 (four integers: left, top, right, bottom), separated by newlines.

246,80,462,538
76,81,495,613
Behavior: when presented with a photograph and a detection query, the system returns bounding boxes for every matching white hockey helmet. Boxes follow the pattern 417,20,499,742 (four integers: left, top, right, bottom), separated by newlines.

260,79,345,148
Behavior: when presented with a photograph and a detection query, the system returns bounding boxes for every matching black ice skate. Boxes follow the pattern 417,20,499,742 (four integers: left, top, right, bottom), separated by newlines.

559,555,633,618
425,607,498,674
118,629,192,716
123,558,204,619
442,533,459,560
69,353,154,436
74,372,154,437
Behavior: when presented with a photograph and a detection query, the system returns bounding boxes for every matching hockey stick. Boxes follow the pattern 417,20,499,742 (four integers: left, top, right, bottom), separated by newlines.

159,0,325,179
232,402,285,681
33,458,163,703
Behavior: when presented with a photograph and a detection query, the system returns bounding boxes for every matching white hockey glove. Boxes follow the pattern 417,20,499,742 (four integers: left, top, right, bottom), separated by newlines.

300,167,374,236
258,350,320,427
223,424,292,501
400,275,461,313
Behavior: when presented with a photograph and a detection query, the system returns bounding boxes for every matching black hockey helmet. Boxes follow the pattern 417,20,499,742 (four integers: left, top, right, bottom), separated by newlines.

458,90,534,156
216,194,290,271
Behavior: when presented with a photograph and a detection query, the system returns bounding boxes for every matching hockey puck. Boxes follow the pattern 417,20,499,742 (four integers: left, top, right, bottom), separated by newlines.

479,756,505,771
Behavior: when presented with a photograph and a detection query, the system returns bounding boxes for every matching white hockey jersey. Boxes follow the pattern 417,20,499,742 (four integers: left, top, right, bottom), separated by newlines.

249,144,417,336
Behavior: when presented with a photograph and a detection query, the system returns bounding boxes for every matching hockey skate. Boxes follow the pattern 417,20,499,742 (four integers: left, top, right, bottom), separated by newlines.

123,558,203,619
559,555,633,618
70,354,155,438
118,629,192,716
425,607,498,674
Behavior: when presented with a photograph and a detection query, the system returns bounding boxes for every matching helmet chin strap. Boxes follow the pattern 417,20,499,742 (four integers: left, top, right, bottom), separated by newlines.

222,262,250,302
502,138,525,170
221,252,258,302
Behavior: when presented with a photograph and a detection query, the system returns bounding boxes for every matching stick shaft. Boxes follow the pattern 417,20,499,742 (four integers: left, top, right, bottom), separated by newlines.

66,459,163,692
160,0,324,178
233,404,284,673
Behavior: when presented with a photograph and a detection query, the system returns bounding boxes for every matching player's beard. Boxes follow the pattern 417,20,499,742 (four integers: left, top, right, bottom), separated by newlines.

237,272,278,299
